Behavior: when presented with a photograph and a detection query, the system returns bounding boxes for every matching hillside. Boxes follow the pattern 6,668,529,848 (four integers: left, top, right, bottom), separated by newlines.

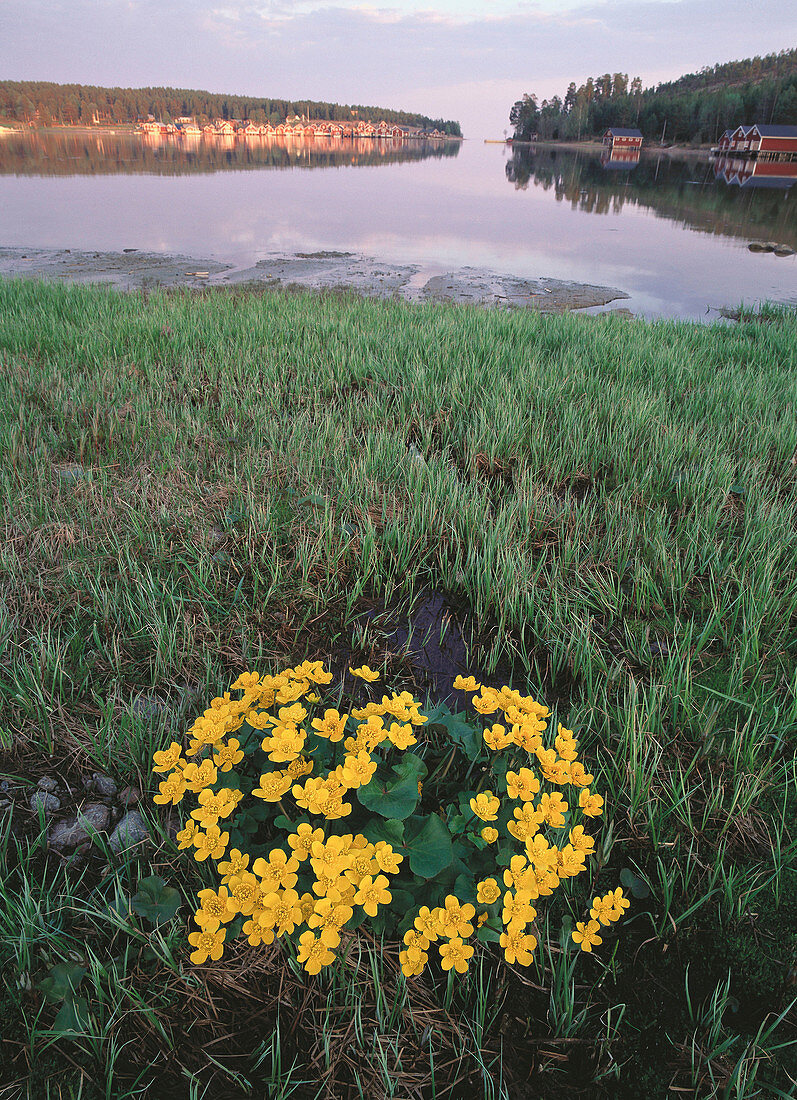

510,47,797,144
0,80,462,137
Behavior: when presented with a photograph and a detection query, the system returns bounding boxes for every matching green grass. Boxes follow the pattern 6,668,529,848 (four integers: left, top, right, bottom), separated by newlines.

0,277,796,1097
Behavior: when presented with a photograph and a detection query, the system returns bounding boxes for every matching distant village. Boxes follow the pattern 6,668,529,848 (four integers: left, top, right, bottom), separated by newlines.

137,116,451,140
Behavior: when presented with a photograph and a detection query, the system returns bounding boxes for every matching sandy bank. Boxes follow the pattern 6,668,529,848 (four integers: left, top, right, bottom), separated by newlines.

0,247,631,313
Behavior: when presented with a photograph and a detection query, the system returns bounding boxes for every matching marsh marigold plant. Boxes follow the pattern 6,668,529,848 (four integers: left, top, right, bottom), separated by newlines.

153,663,628,977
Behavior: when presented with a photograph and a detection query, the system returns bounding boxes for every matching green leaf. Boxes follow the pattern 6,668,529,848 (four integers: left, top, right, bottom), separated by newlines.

476,916,503,944
131,875,182,924
51,996,89,1037
405,815,453,879
38,964,86,1003
620,867,650,899
362,818,405,848
357,756,426,820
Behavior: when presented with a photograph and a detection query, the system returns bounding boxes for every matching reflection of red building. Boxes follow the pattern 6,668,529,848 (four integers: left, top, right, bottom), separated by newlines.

603,128,643,151
713,154,797,190
601,146,641,170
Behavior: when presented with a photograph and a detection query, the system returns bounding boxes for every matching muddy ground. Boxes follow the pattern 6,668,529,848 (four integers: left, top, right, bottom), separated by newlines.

0,246,631,313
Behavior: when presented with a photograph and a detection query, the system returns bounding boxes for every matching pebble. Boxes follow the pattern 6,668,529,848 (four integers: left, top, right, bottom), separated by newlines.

108,810,150,853
37,776,59,792
91,773,117,799
29,790,61,815
49,803,111,852
118,786,141,807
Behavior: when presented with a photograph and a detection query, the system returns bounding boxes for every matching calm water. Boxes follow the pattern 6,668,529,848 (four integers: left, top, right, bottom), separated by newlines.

0,130,795,319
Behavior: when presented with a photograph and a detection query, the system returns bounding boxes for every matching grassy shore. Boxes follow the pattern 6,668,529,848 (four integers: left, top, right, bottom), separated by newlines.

0,277,796,1098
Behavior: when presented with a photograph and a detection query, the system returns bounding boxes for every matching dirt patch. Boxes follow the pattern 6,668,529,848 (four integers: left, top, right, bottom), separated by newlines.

0,246,632,313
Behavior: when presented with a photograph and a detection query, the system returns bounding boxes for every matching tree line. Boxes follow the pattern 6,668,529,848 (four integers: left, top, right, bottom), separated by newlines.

510,48,797,144
0,81,462,137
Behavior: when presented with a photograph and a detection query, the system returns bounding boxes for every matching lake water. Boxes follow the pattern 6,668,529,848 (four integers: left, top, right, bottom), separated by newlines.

0,130,795,319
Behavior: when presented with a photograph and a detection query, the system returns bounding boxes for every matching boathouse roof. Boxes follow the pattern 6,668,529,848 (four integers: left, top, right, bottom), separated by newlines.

605,128,643,137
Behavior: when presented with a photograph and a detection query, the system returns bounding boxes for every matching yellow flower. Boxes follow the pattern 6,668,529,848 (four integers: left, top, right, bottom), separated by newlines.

476,878,502,905
152,742,184,774
311,709,348,742
500,924,537,966
286,755,314,779
287,823,326,862
195,887,236,931
252,770,293,802
569,825,595,854
579,789,605,817
227,872,262,916
469,791,500,822
188,927,225,965
308,894,354,948
339,751,377,790
310,835,352,879
501,890,537,928
472,692,499,715
556,844,586,878
349,665,380,682
438,937,474,974
261,726,306,763
589,893,616,926
191,825,229,861
414,906,441,942
217,848,250,882
480,826,499,844
568,761,594,788
572,920,603,952
483,723,513,751
386,722,417,750
153,771,186,805
260,888,303,936
399,945,428,977
607,887,630,920
373,841,403,875
182,758,219,794
292,777,332,815
213,738,244,772
252,849,300,892
505,768,541,802
453,675,481,692
297,930,336,975
353,874,392,917
537,791,568,828
440,895,475,939
176,820,200,850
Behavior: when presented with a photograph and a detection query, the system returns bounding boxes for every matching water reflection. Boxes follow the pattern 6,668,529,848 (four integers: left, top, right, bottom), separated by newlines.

506,146,797,250
0,130,461,176
712,154,797,191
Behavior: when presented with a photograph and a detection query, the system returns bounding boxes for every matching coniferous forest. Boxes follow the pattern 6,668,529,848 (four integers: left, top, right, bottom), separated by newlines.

510,48,797,144
0,80,462,137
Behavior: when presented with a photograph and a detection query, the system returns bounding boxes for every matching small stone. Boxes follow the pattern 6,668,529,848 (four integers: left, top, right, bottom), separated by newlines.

118,786,141,807
30,790,61,815
92,773,117,799
0,779,14,796
57,464,86,483
109,810,150,853
37,777,59,792
49,803,111,852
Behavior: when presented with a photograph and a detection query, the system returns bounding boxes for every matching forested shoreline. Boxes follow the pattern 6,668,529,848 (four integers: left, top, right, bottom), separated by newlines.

510,48,797,144
0,80,462,137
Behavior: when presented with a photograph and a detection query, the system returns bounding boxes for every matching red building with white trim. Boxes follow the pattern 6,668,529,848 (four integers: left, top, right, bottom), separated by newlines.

603,128,643,151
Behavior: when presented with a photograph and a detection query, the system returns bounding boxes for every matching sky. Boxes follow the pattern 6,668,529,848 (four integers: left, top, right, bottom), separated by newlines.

1,0,795,137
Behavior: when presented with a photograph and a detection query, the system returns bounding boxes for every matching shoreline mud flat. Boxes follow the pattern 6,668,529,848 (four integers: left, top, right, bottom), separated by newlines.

0,246,631,313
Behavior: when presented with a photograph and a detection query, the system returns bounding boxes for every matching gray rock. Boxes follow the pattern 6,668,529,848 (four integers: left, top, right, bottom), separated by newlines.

49,803,111,852
37,777,59,792
0,779,13,795
118,786,141,807
30,790,61,815
92,773,117,799
108,810,150,853
57,464,86,483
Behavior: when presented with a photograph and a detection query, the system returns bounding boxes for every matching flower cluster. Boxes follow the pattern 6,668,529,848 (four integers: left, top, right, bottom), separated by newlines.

153,663,629,976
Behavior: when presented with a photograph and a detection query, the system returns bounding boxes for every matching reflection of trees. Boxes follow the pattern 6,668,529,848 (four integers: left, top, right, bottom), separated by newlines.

0,132,461,177
505,147,797,248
